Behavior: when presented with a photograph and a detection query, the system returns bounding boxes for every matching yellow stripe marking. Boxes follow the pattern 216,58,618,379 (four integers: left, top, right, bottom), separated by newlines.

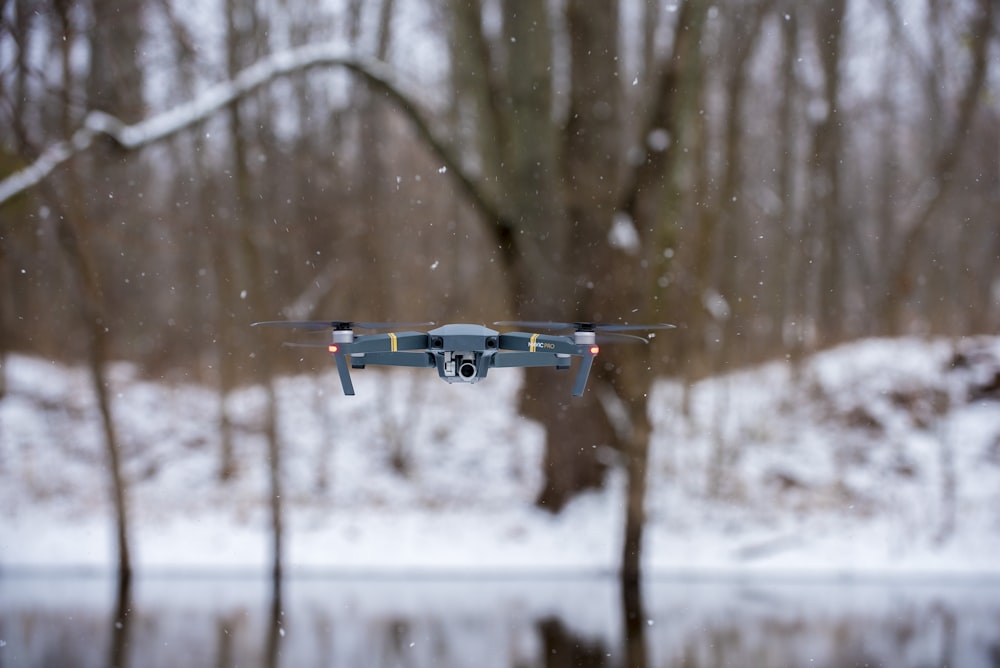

389,332,398,352
529,333,539,352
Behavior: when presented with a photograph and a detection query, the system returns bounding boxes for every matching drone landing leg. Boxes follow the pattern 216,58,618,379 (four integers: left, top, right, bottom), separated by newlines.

572,353,596,397
332,351,356,395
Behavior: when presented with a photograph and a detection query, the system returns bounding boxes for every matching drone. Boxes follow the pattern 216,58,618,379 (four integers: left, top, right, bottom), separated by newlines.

251,320,675,396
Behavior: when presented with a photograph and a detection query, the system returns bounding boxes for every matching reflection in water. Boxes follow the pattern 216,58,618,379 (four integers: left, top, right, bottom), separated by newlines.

537,616,609,668
108,575,132,668
621,577,647,668
1,575,999,667
265,579,282,668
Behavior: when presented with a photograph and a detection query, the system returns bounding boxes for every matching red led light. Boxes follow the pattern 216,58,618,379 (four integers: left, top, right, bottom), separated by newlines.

328,344,339,354
589,345,600,355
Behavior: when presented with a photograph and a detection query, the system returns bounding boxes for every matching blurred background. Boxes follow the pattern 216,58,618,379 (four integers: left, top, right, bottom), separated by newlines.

2,0,997,377
2,0,1000,665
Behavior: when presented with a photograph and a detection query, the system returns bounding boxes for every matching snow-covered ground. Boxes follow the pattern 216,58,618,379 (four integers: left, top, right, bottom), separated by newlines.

2,336,1000,577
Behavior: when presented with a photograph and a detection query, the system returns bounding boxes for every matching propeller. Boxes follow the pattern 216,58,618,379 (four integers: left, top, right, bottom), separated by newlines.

596,332,653,344
494,321,675,334
253,320,435,331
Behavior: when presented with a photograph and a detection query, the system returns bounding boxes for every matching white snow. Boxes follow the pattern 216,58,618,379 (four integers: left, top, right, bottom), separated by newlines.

2,336,1000,577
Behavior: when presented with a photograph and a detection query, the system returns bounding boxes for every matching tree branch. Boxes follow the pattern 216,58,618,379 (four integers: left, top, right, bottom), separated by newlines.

0,41,509,238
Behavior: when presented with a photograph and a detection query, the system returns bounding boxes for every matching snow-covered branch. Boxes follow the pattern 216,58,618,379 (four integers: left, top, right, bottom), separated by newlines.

0,41,500,225
1,42,324,203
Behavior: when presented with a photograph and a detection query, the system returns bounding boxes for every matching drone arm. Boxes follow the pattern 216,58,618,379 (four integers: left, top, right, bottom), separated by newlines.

331,350,356,395
350,332,429,353
351,352,435,368
492,352,569,368
498,332,578,355
572,351,596,397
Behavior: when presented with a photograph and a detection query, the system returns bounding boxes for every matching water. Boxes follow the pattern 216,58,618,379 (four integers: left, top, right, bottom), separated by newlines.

1,574,998,667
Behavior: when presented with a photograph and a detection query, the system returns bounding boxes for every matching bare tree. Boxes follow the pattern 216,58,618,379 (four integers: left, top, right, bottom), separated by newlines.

805,0,848,346
46,0,146,583
614,0,712,585
2,0,999,585
221,0,287,580
879,0,995,333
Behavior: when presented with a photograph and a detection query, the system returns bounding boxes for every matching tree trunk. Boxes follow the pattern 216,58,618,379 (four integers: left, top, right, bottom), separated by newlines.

716,2,770,365
775,7,806,357
51,200,132,582
616,0,710,584
808,0,847,347
52,0,138,583
489,0,616,511
225,0,284,579
618,387,652,585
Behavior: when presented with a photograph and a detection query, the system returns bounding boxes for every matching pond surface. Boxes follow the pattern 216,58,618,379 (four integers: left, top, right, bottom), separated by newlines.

1,573,998,667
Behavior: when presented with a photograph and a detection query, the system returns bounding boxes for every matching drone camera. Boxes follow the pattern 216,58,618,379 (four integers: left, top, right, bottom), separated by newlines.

458,359,478,379
441,350,480,383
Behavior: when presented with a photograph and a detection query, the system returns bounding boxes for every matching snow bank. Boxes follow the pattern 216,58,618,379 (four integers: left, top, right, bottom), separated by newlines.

2,336,999,576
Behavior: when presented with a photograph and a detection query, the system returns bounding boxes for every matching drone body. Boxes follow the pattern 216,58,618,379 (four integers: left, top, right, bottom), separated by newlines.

252,320,674,396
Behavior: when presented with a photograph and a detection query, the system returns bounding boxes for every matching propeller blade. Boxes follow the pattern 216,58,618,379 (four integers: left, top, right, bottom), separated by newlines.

596,332,650,344
493,321,576,331
253,320,435,330
355,321,436,330
253,320,342,330
494,320,675,333
594,323,676,332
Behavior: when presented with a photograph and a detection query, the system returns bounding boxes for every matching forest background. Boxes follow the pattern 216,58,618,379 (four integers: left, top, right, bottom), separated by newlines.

1,0,998,582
